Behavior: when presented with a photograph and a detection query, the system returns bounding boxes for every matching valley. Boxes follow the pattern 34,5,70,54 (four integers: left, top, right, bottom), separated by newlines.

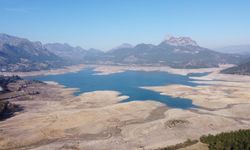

0,33,249,149
1,1,250,149
0,66,250,150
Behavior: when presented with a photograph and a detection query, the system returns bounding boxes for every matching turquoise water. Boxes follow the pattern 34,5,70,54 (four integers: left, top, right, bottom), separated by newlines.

28,68,200,109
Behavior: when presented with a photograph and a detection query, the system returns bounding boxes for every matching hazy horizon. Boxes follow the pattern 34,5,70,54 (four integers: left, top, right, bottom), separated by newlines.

1,0,250,50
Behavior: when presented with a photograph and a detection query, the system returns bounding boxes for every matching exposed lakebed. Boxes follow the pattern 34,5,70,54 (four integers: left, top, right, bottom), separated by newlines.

28,68,202,109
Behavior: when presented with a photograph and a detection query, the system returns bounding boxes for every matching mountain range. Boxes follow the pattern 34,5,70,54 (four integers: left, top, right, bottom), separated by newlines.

99,37,243,68
44,43,104,64
215,45,250,54
0,33,66,72
0,33,248,72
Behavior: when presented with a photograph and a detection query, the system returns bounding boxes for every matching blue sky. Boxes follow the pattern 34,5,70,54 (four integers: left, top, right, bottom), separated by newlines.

0,0,249,50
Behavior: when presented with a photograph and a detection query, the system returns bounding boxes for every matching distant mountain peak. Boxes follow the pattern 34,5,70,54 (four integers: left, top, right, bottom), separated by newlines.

162,36,198,47
87,48,102,52
112,43,133,50
0,33,28,46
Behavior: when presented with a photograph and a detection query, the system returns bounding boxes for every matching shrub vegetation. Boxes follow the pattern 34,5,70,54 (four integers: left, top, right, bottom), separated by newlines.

200,129,250,150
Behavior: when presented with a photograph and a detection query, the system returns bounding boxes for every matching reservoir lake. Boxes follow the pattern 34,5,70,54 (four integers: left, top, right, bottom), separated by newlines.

28,68,201,109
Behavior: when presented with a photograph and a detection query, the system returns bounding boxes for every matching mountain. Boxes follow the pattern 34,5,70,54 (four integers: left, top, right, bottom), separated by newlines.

0,33,65,72
162,36,198,47
215,45,250,54
221,60,250,75
45,43,104,64
45,43,87,63
111,43,133,51
84,48,105,63
102,36,243,68
0,34,246,71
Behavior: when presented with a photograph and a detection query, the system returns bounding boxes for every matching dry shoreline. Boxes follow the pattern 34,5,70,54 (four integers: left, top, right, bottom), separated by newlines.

142,70,250,109
0,64,85,77
0,65,249,150
0,64,233,77
91,64,233,76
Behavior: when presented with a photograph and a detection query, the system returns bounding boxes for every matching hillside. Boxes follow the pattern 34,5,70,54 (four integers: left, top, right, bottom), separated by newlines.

45,43,104,64
221,60,250,75
0,34,246,71
200,129,250,150
215,45,250,54
102,36,243,68
0,76,22,120
42,36,247,68
0,34,66,72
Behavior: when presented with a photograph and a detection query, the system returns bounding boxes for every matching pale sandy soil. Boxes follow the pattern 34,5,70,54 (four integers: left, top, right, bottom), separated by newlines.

0,63,232,77
0,66,250,150
179,142,208,150
190,70,250,82
0,64,85,77
91,64,233,76
142,71,250,109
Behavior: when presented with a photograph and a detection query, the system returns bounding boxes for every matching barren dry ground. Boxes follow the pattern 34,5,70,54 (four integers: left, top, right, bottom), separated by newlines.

0,66,249,150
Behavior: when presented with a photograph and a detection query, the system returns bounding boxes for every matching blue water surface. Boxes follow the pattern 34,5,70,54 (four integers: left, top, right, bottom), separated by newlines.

28,68,200,109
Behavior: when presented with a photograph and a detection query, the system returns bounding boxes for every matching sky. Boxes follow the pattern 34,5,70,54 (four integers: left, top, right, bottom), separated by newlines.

0,0,250,50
